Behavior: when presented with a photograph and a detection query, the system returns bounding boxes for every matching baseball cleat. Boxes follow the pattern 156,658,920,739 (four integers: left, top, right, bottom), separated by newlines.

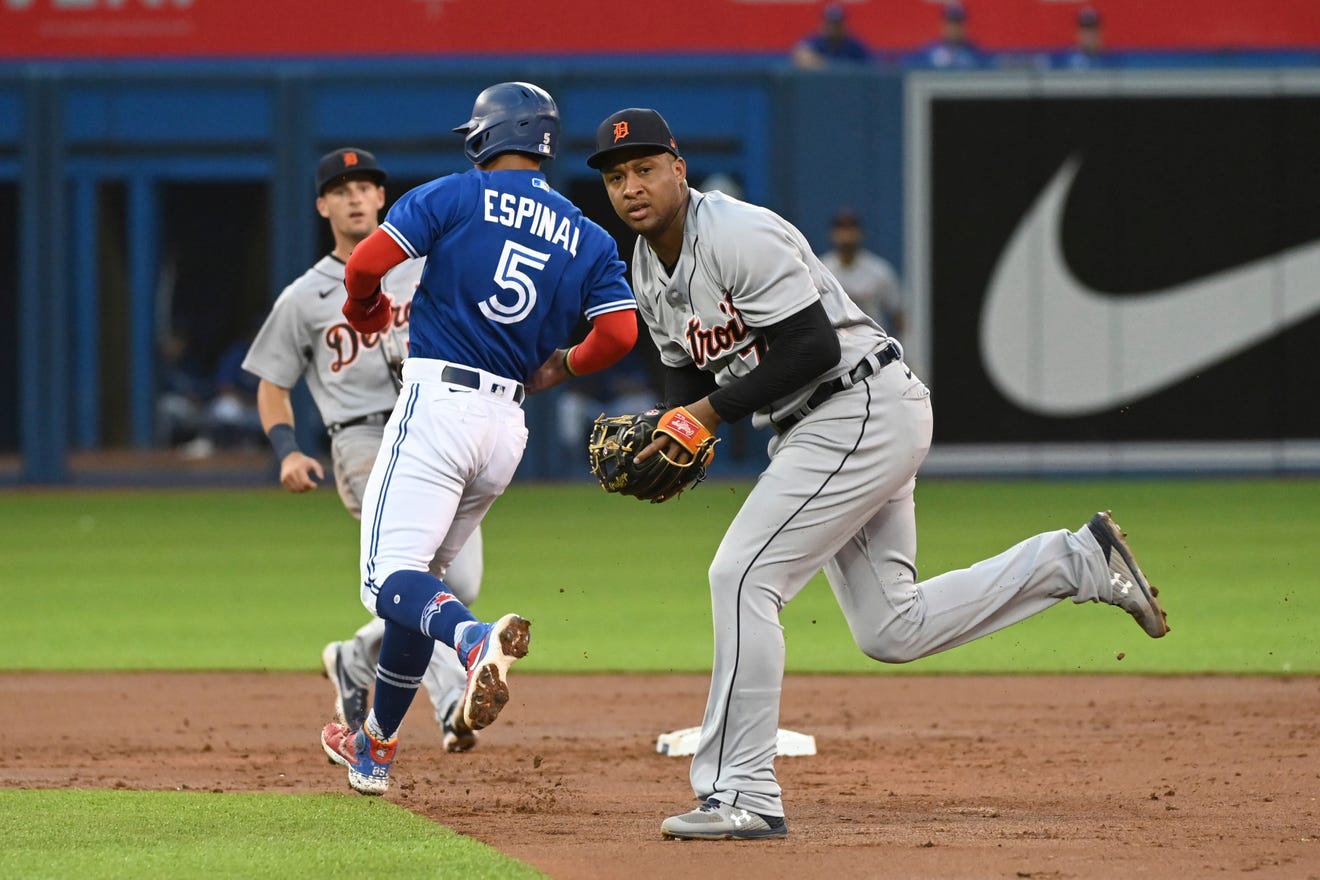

1087,511,1170,638
660,798,788,840
458,613,531,731
439,693,478,753
321,641,369,731
321,721,396,796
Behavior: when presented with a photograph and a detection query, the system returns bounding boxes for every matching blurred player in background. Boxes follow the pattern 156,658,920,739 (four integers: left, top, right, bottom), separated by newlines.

819,208,905,338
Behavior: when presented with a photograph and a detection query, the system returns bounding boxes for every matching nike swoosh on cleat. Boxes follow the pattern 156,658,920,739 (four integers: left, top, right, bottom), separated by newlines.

981,155,1320,416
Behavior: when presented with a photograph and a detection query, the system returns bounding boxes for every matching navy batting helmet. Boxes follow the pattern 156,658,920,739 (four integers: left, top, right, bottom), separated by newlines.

453,82,560,166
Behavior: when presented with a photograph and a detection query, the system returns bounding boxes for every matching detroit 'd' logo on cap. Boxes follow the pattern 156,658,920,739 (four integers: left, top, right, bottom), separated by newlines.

341,151,359,168
613,121,630,142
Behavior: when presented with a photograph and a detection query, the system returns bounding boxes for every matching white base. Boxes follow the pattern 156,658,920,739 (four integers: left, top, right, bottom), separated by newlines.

656,726,816,757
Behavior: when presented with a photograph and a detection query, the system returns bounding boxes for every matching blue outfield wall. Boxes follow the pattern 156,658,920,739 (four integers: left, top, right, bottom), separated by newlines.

3,52,1318,484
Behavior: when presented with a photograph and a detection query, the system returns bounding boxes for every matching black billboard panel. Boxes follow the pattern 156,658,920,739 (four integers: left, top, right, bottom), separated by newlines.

913,77,1320,444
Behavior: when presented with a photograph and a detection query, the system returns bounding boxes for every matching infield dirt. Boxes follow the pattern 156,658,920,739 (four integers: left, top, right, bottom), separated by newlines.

7,672,1318,879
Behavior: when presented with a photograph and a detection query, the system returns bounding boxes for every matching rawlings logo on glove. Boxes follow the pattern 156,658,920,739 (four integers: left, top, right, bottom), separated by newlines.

588,406,718,503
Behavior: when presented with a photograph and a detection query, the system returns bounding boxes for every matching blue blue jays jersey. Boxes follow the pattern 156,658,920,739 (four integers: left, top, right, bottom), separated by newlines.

380,169,635,380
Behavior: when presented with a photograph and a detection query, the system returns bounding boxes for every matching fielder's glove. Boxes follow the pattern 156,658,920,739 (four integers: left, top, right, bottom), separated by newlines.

588,406,718,503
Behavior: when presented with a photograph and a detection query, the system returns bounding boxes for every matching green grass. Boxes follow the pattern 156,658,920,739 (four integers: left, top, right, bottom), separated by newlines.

0,478,1314,879
1,478,1316,674
0,790,545,880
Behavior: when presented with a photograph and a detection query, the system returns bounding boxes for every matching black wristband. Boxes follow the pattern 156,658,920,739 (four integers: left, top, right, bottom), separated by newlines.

267,423,300,461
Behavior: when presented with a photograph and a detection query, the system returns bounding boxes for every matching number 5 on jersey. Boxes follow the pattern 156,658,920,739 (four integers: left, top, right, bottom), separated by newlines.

482,240,551,324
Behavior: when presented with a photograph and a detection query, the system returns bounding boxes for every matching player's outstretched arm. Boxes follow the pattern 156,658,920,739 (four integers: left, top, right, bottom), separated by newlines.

524,349,574,395
256,379,324,493
525,309,638,394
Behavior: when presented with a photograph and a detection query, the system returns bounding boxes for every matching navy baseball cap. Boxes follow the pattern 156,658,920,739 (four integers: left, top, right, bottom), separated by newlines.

586,108,681,170
1077,7,1101,27
316,147,387,195
942,2,966,23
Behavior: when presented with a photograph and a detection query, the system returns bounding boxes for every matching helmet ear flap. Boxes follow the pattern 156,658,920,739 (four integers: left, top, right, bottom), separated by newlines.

466,129,492,162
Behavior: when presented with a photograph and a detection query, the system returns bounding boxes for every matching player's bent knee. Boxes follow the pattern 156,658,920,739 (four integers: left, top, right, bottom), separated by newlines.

358,563,413,616
854,621,926,664
708,550,761,592
858,640,922,664
370,568,456,631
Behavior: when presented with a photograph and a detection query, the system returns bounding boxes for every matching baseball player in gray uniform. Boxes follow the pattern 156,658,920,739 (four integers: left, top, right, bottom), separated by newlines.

242,147,484,753
581,110,1170,840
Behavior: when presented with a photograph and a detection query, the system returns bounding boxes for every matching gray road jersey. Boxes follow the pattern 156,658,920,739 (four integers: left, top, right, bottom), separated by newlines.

242,255,424,426
630,189,890,430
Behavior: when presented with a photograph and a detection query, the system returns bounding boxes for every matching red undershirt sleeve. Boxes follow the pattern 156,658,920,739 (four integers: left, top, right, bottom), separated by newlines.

566,310,638,375
344,229,408,300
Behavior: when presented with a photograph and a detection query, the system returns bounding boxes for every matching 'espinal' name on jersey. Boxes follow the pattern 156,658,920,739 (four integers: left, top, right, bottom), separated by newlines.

380,169,633,381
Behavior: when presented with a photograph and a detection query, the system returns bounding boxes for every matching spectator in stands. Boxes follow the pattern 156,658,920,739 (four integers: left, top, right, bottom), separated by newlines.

179,329,266,458
912,2,985,70
820,208,905,338
156,326,209,448
1055,8,1108,70
791,3,871,69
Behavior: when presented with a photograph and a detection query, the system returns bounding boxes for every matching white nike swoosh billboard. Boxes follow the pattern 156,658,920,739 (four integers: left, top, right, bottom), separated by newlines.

982,155,1320,416
904,71,1320,470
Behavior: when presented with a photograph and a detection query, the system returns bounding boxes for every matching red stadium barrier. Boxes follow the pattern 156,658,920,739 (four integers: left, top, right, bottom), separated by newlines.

1,0,1318,60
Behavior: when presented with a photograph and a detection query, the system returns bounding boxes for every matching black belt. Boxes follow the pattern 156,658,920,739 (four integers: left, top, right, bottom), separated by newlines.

326,409,393,436
773,342,902,434
441,365,526,405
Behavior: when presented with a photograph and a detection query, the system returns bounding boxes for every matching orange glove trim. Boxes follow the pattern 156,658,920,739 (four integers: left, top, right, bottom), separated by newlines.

656,406,717,468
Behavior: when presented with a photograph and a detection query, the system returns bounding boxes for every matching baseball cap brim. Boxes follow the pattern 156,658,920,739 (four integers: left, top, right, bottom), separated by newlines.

318,168,387,195
587,142,677,170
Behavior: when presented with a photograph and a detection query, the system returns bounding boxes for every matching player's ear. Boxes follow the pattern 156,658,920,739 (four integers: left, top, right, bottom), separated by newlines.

315,196,330,219
672,156,687,184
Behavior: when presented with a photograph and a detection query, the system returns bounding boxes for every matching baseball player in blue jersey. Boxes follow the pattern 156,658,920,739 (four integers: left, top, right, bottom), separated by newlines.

320,82,638,795
586,108,1168,839
243,147,485,753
